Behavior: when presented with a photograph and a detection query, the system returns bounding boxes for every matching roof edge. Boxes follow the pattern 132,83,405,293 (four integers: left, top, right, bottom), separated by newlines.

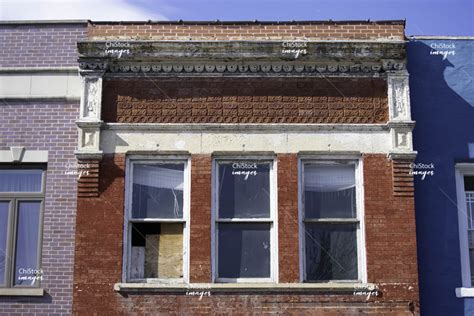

87,19,406,25
409,35,474,40
0,19,406,26
0,19,88,25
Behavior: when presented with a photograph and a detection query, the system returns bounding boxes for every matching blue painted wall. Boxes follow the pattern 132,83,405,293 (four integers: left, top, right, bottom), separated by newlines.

408,39,474,316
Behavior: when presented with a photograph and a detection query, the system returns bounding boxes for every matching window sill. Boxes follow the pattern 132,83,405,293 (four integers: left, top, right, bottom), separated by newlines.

456,287,474,297
114,282,376,293
0,288,44,296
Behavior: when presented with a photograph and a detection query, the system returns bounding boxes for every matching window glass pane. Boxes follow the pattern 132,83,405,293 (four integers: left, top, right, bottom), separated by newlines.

14,201,41,286
305,223,358,281
218,223,270,278
304,164,356,219
132,164,184,219
0,170,43,192
218,162,270,218
465,176,474,191
0,202,9,285
129,223,183,280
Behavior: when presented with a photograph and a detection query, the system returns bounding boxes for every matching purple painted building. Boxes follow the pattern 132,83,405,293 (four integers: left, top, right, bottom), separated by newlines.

0,21,86,315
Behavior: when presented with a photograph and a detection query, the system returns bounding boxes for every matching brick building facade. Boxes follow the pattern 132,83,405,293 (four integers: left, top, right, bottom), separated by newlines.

72,20,420,315
0,21,86,315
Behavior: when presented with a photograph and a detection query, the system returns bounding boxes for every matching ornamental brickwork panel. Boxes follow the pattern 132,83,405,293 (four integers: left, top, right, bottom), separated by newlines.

102,78,388,124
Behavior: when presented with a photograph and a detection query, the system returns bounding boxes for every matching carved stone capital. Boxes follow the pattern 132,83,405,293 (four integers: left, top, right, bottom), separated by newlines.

79,74,103,121
387,73,411,121
388,151,417,161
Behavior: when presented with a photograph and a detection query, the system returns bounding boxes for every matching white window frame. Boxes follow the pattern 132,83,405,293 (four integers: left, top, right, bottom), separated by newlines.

298,156,367,283
455,164,474,297
122,155,191,284
211,156,278,283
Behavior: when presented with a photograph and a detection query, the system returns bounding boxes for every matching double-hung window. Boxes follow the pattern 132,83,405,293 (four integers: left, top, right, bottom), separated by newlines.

466,176,474,284
455,165,474,292
0,167,45,288
213,159,276,282
124,158,190,283
299,160,365,282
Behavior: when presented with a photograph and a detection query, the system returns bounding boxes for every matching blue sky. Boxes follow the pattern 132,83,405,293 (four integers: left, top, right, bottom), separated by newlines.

1,0,473,36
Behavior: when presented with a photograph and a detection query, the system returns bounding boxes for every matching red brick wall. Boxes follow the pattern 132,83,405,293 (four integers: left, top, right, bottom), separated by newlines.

73,154,125,313
278,154,299,283
190,155,212,283
73,154,419,315
363,154,419,304
102,78,389,124
88,21,405,41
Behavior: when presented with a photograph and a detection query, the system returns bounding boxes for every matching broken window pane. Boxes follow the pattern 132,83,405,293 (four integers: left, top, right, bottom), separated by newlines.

14,201,41,286
130,223,183,280
305,223,358,281
218,162,270,218
218,223,271,278
132,164,184,219
0,169,43,192
304,164,356,219
0,202,9,286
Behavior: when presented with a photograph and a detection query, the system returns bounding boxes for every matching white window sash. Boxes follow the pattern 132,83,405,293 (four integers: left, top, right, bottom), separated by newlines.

212,158,277,283
123,156,190,284
298,159,366,283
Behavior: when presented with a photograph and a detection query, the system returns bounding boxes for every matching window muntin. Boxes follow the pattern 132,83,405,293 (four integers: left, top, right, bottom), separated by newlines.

0,167,45,289
125,159,189,283
300,161,362,282
213,159,276,282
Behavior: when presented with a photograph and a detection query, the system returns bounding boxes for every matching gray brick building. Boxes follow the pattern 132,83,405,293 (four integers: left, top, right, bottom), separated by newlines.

0,21,86,315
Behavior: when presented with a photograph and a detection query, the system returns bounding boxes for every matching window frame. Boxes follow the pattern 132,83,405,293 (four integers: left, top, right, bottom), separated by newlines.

123,156,191,284
211,156,278,283
298,156,367,283
455,164,474,290
0,165,46,289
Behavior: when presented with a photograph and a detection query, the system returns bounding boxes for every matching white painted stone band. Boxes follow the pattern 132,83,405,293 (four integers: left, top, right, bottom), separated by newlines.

101,130,391,154
0,73,80,99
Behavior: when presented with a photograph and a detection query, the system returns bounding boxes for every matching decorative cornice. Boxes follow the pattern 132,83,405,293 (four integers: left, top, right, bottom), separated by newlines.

78,60,405,75
77,40,406,75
